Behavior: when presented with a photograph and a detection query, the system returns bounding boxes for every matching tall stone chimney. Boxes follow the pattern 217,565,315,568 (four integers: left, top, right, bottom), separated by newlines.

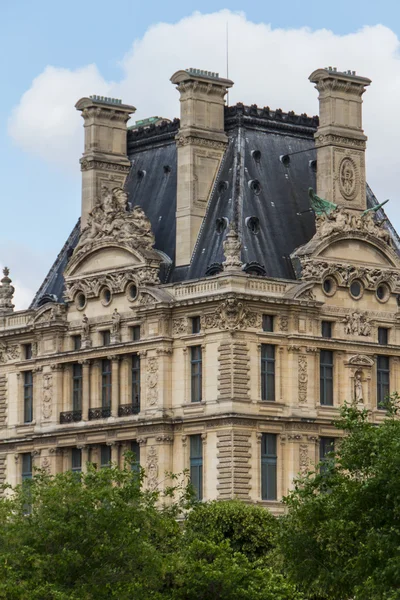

309,68,371,212
171,69,233,266
75,96,136,228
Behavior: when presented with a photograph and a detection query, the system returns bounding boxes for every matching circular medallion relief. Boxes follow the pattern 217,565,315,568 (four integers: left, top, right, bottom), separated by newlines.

339,157,359,200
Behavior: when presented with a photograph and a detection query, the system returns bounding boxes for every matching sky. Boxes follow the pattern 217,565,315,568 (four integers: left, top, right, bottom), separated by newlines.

2,0,400,309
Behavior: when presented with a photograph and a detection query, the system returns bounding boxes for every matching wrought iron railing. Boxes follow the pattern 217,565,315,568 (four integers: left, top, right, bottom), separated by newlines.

88,407,111,420
60,410,82,424
118,403,140,417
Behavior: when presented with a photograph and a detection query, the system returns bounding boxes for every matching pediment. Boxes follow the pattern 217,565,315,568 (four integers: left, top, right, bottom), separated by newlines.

66,244,145,277
317,236,398,268
346,354,375,367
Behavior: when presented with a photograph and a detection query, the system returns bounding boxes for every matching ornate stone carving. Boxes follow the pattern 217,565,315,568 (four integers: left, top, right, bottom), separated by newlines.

42,373,53,420
222,226,242,271
65,271,140,302
41,456,51,473
297,288,316,301
146,445,158,488
73,187,155,259
338,157,359,200
299,444,309,475
279,315,289,332
298,354,308,405
146,357,159,406
172,318,187,335
111,309,121,344
0,343,20,364
201,297,261,331
136,267,159,285
347,354,374,367
0,268,14,314
354,370,364,404
138,291,156,306
343,311,371,336
314,206,391,245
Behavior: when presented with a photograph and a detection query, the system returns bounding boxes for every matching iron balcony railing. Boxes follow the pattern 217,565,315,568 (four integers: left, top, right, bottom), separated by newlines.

88,407,111,420
60,410,82,424
118,402,140,417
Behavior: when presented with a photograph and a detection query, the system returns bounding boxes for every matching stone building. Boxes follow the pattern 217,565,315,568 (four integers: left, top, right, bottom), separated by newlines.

0,66,399,512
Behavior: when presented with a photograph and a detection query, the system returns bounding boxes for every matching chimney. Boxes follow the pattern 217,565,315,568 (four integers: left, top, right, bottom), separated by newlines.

75,96,136,228
171,69,233,266
309,68,371,211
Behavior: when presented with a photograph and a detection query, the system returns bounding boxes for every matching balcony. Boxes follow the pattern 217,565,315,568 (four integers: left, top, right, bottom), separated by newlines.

118,403,140,417
60,410,82,424
88,407,111,420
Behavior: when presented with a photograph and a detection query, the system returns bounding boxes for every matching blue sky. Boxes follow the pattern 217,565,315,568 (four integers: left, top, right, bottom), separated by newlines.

2,0,400,307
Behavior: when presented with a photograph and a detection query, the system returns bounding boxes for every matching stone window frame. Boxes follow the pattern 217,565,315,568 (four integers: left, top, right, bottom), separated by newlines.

182,340,206,406
256,430,283,502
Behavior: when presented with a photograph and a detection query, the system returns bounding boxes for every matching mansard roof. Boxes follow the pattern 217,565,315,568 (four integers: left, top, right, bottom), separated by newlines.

30,104,397,308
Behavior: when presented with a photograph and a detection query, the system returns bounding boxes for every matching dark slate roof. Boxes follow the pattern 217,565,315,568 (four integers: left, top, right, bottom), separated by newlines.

30,105,396,307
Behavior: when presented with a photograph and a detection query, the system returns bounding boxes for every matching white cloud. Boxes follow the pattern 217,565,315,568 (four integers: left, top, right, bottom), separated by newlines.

7,11,400,227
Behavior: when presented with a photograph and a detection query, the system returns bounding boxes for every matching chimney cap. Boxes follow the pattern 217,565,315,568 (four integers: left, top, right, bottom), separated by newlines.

75,96,136,112
309,67,371,86
170,68,233,87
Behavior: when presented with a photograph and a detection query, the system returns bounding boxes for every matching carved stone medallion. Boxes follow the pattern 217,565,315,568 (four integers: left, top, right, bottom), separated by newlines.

339,157,358,200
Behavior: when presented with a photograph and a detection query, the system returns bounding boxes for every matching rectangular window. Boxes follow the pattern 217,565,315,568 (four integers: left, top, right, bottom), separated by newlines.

320,350,334,406
102,330,111,346
132,325,141,341
377,355,390,409
378,327,389,346
190,435,203,501
132,354,140,413
190,346,202,403
100,445,111,468
262,314,274,332
21,453,32,481
101,359,112,408
261,344,275,401
24,344,32,360
71,448,82,473
131,441,140,472
261,433,277,501
23,371,33,423
72,363,83,412
191,316,201,334
321,321,332,339
320,437,335,473
73,335,82,351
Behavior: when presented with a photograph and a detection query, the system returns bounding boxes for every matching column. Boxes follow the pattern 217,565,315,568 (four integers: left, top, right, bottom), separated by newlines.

51,364,64,425
111,356,120,417
81,360,91,421
109,442,119,466
80,445,89,473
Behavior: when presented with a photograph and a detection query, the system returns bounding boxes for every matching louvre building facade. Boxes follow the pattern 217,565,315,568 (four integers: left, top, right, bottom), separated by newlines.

0,66,398,511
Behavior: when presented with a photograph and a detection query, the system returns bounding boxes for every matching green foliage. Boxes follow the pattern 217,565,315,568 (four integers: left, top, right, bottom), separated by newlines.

0,460,302,599
277,395,400,600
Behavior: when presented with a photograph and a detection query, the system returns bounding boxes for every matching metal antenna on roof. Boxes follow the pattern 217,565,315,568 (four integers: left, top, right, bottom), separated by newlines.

226,21,229,106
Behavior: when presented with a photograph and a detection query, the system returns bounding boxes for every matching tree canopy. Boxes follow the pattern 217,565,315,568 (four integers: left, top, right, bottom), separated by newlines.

0,458,301,600
277,397,400,600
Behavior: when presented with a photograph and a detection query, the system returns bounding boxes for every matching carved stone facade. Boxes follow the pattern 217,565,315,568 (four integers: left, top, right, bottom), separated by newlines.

1,65,399,513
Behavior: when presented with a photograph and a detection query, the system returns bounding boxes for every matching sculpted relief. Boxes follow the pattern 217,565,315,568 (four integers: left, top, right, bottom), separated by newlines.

314,206,391,245
343,311,372,337
201,297,262,331
73,187,155,259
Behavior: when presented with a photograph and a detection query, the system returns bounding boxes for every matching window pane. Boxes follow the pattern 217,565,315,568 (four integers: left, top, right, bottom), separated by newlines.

23,371,33,423
321,321,332,338
378,328,388,345
22,453,32,480
24,344,32,360
377,355,390,408
261,345,275,401
132,354,140,411
320,352,334,406
192,316,201,334
191,346,202,403
132,326,141,341
72,363,83,411
261,434,277,501
131,441,140,472
100,445,111,468
102,330,111,346
190,435,203,500
262,314,274,332
102,360,112,408
71,448,82,472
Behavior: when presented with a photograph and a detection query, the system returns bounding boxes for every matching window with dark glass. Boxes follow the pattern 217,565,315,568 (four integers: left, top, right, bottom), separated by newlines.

262,314,274,332
131,441,140,473
21,453,32,481
377,355,390,409
320,437,335,473
71,448,82,473
192,316,201,334
261,433,277,501
24,344,32,360
132,325,141,341
378,327,389,346
191,346,202,403
100,445,111,468
261,344,275,401
132,354,140,412
73,335,81,351
190,435,203,501
72,363,83,412
320,350,333,406
321,321,332,339
102,330,111,346
23,371,33,423
101,359,112,409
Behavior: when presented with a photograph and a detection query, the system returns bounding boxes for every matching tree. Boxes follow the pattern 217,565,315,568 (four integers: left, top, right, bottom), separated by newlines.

277,397,400,600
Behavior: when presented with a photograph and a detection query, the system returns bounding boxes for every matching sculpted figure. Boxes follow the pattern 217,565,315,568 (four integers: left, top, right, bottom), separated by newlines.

82,314,90,340
354,371,364,403
343,314,353,335
111,308,121,335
